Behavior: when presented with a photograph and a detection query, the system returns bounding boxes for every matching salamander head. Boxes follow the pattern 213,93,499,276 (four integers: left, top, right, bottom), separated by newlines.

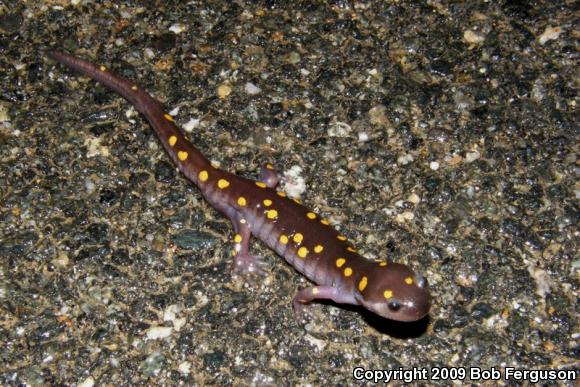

355,262,430,322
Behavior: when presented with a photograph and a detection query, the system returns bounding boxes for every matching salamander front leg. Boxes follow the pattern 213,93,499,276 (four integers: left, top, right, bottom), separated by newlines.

231,215,268,276
259,163,279,188
293,286,358,319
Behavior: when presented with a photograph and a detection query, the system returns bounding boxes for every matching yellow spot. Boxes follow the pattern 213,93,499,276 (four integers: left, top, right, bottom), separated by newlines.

263,199,272,206
231,249,237,256
313,245,323,253
358,276,368,292
168,135,177,146
293,233,303,243
279,234,288,244
347,247,357,253
383,290,393,299
234,234,242,243
312,287,319,295
337,235,347,241
379,261,387,267
198,170,209,182
297,247,309,258
306,212,316,220
266,209,278,219
240,218,246,224
404,277,414,285
266,163,274,170
218,179,230,189
344,267,353,277
99,65,106,71
255,182,267,188
336,258,346,268
164,113,174,122
178,151,188,161
320,219,330,225
293,198,301,204
277,191,287,197
131,85,138,90
237,197,247,206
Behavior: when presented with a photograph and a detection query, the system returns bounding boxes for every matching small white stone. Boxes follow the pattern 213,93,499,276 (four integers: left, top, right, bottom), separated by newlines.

463,29,485,44
396,211,415,223
178,361,191,375
183,117,200,132
465,150,481,163
538,26,562,45
327,121,352,137
78,377,95,387
169,23,187,34
357,132,369,142
146,326,173,340
407,193,421,204
282,166,306,198
397,153,414,165
163,304,182,322
244,82,261,95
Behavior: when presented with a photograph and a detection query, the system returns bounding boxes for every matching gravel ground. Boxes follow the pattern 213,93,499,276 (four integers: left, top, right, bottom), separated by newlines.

1,1,578,385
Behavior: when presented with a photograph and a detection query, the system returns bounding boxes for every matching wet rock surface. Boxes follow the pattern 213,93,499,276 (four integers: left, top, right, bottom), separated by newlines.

1,2,577,385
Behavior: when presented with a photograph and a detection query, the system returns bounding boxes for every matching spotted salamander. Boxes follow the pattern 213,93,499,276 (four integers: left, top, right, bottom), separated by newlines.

47,50,430,322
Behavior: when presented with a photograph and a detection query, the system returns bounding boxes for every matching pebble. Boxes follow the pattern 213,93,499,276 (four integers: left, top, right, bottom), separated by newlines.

217,84,232,99
244,82,261,95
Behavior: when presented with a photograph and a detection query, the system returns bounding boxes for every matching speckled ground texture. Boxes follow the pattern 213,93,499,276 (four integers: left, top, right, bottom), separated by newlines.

1,1,578,385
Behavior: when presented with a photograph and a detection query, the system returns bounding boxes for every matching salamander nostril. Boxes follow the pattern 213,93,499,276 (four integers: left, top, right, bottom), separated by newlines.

417,276,428,289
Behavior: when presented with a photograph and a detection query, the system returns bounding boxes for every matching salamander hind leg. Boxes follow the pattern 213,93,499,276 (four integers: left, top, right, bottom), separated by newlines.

230,213,268,276
293,286,358,320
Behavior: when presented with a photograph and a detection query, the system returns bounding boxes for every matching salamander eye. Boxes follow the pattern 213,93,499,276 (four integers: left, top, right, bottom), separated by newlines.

388,300,401,312
417,276,428,289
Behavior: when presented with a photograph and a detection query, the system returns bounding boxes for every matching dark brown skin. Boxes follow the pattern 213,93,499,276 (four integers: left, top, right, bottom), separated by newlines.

47,50,431,322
